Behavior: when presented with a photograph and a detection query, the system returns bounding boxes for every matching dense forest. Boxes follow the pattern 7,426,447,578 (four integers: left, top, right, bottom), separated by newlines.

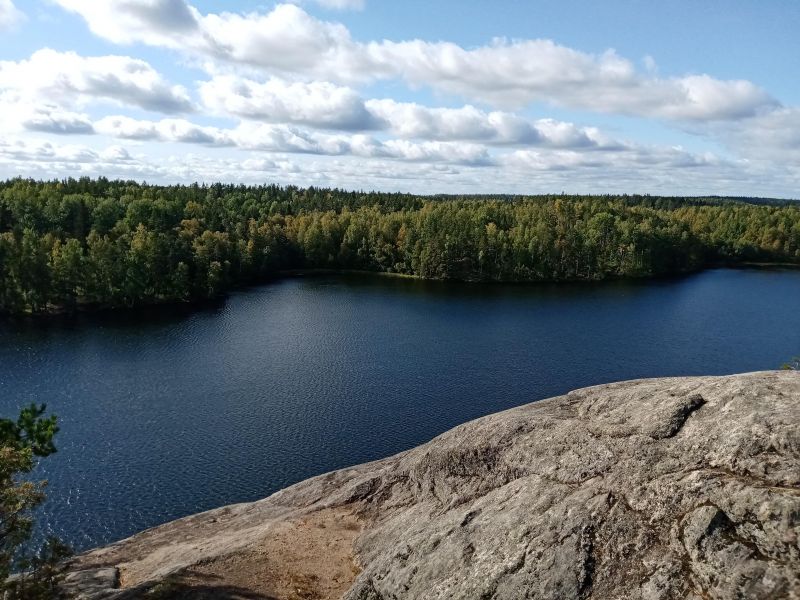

0,178,798,314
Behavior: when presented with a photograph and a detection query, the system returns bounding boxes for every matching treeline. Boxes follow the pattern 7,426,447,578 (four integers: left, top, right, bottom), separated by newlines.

0,178,798,314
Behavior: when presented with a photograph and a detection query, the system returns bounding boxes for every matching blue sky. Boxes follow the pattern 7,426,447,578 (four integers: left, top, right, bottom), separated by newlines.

0,0,798,197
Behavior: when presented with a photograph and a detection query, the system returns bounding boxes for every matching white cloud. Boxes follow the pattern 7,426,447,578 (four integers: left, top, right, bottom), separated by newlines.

55,2,352,75
0,0,24,30
656,75,775,121
94,115,229,145
0,138,101,164
52,0,199,46
0,137,311,185
199,76,380,130
92,114,492,165
711,107,800,161
0,100,97,137
54,1,777,121
365,41,776,119
4,135,793,198
365,99,620,148
198,75,625,149
303,0,365,11
198,4,355,74
21,107,95,135
505,145,720,172
2,0,793,197
100,145,133,161
231,123,493,165
319,0,363,9
87,112,738,176
241,157,279,171
378,140,491,165
0,49,192,114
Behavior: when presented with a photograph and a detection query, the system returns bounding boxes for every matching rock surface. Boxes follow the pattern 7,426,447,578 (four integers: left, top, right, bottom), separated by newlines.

68,371,800,599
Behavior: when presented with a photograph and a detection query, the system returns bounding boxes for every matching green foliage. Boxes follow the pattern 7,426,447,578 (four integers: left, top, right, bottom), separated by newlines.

0,404,58,458
782,357,800,370
4,538,71,600
0,405,69,598
0,177,798,314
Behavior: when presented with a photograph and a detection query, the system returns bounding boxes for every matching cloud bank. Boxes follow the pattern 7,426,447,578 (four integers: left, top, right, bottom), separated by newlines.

0,0,795,197
52,1,778,120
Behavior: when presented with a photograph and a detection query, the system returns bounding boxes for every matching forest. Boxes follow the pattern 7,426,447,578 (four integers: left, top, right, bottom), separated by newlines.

0,177,798,314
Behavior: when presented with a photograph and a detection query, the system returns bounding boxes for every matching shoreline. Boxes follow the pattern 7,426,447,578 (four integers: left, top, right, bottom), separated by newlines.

2,261,798,320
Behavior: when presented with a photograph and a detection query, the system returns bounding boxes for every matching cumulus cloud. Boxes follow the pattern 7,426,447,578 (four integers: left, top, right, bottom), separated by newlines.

54,1,777,121
709,107,800,161
504,145,720,172
55,2,352,75
5,0,794,197
365,100,621,148
198,75,625,149
198,4,355,74
22,107,95,135
241,157,280,172
100,145,133,161
359,40,776,119
365,101,537,143
0,0,23,30
0,49,193,114
88,112,741,176
199,76,380,130
0,138,101,164
92,114,492,165
225,122,493,165
0,101,96,137
94,115,229,145
53,0,199,46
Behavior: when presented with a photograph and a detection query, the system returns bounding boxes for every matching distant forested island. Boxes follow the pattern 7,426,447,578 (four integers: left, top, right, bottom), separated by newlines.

0,177,798,315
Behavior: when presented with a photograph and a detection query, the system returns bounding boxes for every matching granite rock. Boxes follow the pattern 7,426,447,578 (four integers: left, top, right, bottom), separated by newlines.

68,371,800,599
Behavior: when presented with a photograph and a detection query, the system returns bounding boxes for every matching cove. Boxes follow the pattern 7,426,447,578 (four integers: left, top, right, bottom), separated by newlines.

0,267,799,551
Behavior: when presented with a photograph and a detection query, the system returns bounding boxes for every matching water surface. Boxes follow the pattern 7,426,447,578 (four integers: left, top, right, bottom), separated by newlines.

0,268,798,551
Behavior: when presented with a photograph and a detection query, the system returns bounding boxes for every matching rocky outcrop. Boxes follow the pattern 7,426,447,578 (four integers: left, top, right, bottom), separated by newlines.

68,371,800,599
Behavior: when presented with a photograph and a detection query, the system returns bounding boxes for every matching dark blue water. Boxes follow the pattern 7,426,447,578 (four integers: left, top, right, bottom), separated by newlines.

0,268,799,552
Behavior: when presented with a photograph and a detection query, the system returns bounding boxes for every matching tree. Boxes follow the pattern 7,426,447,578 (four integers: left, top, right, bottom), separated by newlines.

51,238,85,312
1,178,799,315
17,229,53,313
782,357,800,370
0,404,70,599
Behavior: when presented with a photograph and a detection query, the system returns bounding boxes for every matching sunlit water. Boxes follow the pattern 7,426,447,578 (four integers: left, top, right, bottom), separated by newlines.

0,268,798,551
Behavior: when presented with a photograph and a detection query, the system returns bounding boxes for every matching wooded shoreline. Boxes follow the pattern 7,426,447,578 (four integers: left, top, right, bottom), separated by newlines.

4,262,799,320
1,178,798,316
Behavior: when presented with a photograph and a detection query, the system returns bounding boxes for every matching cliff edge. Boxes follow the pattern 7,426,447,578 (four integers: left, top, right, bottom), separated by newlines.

67,371,800,599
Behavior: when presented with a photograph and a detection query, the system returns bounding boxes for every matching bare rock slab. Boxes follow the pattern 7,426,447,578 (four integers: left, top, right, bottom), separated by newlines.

69,371,800,599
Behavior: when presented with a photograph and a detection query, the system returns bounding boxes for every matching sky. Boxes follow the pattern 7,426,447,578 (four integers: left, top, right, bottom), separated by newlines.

0,0,798,197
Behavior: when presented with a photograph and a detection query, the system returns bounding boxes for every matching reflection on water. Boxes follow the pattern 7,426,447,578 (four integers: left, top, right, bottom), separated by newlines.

0,268,799,551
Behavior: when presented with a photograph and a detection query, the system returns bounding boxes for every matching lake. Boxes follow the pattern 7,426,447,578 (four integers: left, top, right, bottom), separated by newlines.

1,268,799,552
